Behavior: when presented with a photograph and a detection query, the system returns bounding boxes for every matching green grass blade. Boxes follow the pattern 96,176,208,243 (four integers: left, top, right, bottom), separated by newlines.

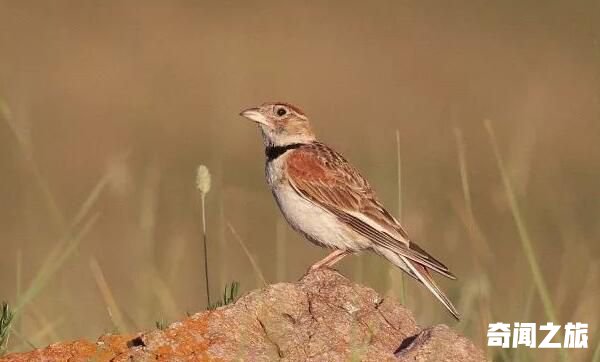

453,127,492,260
15,170,108,313
485,120,568,362
15,316,64,352
1,97,66,231
6,329,35,352
592,340,600,362
69,174,109,230
454,128,473,218
208,281,240,310
0,302,14,356
15,213,100,313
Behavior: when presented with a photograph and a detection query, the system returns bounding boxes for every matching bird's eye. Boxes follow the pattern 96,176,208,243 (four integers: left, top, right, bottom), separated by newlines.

276,107,287,116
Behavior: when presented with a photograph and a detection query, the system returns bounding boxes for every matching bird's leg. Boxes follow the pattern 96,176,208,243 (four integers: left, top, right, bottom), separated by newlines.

310,250,352,270
324,250,354,267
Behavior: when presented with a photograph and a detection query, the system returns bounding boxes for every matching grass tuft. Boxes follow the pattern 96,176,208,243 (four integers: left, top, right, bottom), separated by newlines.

0,302,14,356
155,319,168,331
208,282,240,310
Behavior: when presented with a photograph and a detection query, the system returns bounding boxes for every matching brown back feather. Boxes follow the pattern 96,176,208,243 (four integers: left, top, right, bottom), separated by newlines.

285,142,454,278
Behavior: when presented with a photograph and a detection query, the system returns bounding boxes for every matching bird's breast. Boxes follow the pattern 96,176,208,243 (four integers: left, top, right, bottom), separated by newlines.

268,178,370,252
265,152,288,187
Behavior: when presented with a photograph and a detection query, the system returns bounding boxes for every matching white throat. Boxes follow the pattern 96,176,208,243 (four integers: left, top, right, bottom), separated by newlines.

259,124,315,147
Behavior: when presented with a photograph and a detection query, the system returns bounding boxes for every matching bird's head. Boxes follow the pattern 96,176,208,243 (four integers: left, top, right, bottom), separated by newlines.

240,102,316,147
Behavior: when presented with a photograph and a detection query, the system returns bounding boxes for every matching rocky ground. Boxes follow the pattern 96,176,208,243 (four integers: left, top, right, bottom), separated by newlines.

1,268,485,361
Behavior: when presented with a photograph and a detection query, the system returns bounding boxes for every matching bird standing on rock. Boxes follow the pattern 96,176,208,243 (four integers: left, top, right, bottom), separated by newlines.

240,102,459,320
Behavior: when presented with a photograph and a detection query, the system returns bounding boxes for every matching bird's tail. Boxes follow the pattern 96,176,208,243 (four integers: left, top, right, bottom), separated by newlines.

376,246,460,320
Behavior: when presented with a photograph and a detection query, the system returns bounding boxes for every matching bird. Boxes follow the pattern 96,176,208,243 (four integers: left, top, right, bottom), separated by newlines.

239,102,459,320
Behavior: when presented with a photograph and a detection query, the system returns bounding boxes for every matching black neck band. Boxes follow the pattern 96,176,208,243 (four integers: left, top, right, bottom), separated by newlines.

265,143,303,162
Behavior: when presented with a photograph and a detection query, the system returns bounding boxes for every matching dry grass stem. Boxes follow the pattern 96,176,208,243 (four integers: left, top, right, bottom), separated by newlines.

227,222,267,287
89,258,128,333
197,165,212,307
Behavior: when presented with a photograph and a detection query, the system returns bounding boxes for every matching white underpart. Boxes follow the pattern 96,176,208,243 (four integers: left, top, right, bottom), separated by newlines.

266,153,371,251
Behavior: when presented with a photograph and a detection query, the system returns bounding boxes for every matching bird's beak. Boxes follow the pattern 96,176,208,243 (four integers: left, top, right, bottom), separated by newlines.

239,107,270,127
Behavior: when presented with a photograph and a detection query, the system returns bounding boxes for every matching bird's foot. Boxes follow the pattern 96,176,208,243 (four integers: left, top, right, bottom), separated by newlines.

308,250,353,272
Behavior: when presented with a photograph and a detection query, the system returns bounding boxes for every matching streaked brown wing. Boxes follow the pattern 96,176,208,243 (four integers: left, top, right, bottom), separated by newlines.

285,142,454,278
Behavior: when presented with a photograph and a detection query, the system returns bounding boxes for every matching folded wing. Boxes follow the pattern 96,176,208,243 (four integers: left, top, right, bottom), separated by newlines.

285,143,455,279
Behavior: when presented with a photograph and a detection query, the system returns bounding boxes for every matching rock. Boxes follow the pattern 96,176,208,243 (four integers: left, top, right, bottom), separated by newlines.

395,325,486,361
1,269,485,361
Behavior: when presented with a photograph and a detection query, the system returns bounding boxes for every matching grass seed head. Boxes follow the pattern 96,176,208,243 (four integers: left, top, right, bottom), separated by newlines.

196,165,211,196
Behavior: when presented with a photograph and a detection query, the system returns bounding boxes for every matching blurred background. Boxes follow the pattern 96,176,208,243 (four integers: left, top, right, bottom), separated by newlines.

0,1,599,360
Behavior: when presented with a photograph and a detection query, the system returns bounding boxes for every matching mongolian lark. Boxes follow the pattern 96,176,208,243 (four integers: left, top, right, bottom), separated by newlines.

240,102,459,319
